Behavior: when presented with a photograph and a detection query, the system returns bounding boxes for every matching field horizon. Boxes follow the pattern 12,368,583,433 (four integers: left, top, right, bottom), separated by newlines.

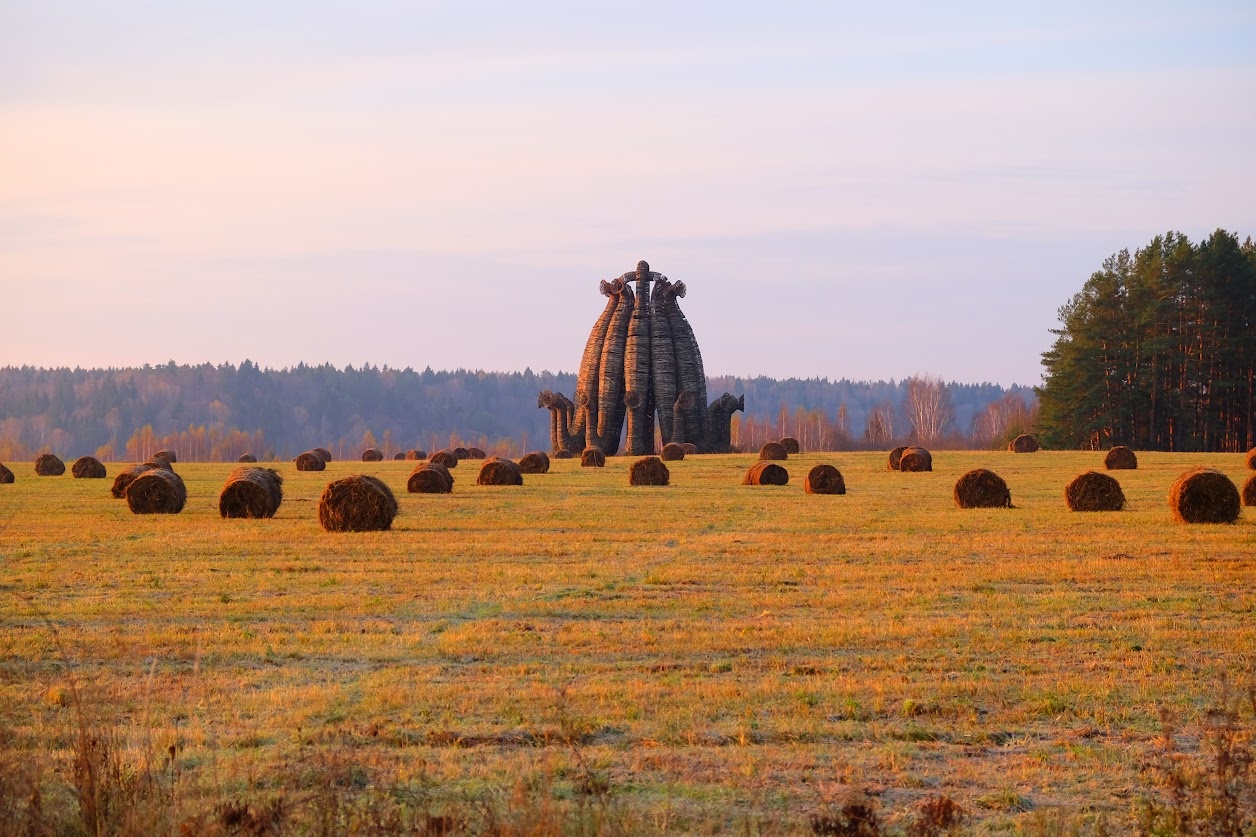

2,450,1254,833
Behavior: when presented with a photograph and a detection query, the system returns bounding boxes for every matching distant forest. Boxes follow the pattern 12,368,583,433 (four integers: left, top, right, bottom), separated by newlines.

1038,229,1256,451
0,362,1035,462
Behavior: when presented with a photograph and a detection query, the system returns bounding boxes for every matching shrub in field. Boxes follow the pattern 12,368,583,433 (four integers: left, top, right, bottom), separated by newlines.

1169,467,1240,524
318,475,397,532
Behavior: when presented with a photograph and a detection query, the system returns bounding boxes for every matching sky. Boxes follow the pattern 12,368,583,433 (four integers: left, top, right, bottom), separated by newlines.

2,1,1254,386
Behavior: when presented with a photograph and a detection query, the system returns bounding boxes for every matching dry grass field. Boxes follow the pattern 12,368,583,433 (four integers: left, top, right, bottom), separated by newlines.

1,451,1254,834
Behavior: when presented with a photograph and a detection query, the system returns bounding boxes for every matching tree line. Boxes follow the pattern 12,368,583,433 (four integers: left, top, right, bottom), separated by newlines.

0,361,1036,462
1037,229,1256,451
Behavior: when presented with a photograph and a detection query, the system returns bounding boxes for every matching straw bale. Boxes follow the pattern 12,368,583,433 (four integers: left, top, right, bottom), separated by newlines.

429,450,458,469
454,447,470,460
1008,435,1040,453
779,437,800,455
887,446,908,471
153,449,178,464
71,456,107,479
954,469,1012,509
219,467,284,518
661,442,686,461
1104,446,1137,470
1064,471,1125,512
0,463,14,484
805,464,845,495
405,450,428,461
1168,467,1240,524
313,448,333,463
408,462,454,493
743,461,788,486
35,453,65,476
477,457,523,486
318,475,398,532
581,447,606,468
295,451,325,471
111,464,155,498
1243,475,1256,507
126,468,187,514
899,447,933,472
238,454,257,463
466,447,486,459
361,448,383,462
519,451,550,474
681,443,699,455
553,450,574,459
759,441,788,461
629,456,669,486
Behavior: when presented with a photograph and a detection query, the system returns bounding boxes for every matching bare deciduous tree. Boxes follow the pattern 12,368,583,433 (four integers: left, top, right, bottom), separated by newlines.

904,375,954,444
864,402,896,445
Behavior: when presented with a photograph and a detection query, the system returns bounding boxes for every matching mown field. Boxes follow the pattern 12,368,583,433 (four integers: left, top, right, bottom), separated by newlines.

1,451,1254,834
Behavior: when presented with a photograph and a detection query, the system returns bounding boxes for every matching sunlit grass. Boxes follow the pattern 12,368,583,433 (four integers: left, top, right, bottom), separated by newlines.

1,450,1253,831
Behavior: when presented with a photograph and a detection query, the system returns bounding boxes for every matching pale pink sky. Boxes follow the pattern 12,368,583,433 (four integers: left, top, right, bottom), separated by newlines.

3,1,1254,385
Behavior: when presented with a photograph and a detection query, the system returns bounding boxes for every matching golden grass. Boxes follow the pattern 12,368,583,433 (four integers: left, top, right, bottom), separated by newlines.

1,451,1253,832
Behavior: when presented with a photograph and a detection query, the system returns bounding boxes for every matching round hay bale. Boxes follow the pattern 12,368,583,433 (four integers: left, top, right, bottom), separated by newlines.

34,453,65,476
899,447,933,472
453,447,470,460
126,469,187,514
1247,448,1256,470
661,442,686,461
805,464,845,495
1064,471,1125,512
392,452,405,460
888,446,908,471
295,451,326,471
629,456,669,486
1104,446,1137,470
0,463,14,484
111,464,154,498
780,437,801,455
429,450,458,469
219,467,283,519
71,456,106,479
954,468,1012,509
743,461,788,486
681,443,699,455
466,447,487,460
1243,475,1256,507
581,447,606,468
143,457,175,472
759,442,788,461
361,448,383,462
408,462,454,493
518,451,550,474
314,447,333,463
318,475,398,532
238,453,258,463
1008,434,1039,453
553,449,574,459
153,449,178,464
477,457,523,486
404,449,428,461
1169,467,1240,524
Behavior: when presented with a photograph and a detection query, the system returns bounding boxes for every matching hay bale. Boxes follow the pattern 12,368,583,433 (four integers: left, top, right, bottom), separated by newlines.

453,447,470,460
899,447,933,472
888,446,908,471
466,447,486,460
110,464,154,498
153,449,178,464
759,442,788,461
404,450,428,461
361,448,383,462
805,464,845,495
661,442,686,461
553,449,574,459
34,453,65,476
71,456,106,479
581,447,606,468
408,462,454,493
519,451,550,474
1243,475,1256,507
295,451,326,471
1104,446,1137,470
477,457,523,486
126,469,187,514
1064,471,1125,512
0,463,14,484
314,447,333,463
143,457,175,472
392,452,405,460
780,437,801,455
238,453,257,463
629,456,669,486
954,469,1012,509
1247,448,1256,470
743,461,788,486
429,450,458,469
681,443,699,455
1169,467,1240,524
219,467,284,518
1008,434,1040,453
318,475,398,532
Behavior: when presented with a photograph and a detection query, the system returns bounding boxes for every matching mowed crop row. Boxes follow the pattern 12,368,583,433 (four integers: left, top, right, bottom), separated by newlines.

1,451,1253,832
